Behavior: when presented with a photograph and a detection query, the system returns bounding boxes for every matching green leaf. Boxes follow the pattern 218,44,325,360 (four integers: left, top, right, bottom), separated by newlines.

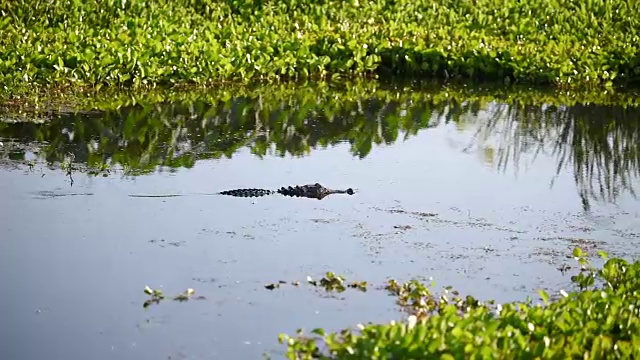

538,290,550,304
572,247,583,258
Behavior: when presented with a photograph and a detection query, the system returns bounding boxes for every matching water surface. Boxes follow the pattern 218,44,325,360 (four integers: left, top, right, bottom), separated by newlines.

1,83,639,360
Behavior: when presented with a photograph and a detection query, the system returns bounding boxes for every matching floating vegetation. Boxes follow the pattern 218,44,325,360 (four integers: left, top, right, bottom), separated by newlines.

279,249,640,359
143,286,204,308
309,272,368,293
264,273,368,293
173,288,197,302
143,286,166,308
0,0,639,92
265,280,288,291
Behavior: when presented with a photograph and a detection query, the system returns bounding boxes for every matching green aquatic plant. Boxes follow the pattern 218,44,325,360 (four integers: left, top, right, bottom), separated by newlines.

143,286,166,308
142,286,204,308
264,274,368,292
279,249,640,359
308,272,368,293
1,0,638,90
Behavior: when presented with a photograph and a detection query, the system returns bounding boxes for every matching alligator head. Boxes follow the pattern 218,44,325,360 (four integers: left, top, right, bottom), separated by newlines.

277,183,355,200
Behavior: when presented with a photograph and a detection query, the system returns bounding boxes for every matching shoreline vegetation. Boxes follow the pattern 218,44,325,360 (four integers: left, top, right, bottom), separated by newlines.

279,249,639,359
1,0,639,96
1,80,639,119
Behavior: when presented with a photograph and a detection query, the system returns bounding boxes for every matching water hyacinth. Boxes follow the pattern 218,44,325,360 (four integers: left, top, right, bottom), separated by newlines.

0,0,638,90
280,251,640,359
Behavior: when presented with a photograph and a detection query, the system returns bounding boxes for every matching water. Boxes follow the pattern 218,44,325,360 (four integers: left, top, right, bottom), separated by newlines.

1,83,639,360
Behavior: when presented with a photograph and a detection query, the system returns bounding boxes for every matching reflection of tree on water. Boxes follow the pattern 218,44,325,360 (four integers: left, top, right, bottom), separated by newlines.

0,95,440,172
1,86,638,210
465,103,640,211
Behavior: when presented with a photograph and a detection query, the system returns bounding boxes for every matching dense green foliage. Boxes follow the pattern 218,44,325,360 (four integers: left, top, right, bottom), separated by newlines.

280,249,640,359
1,0,639,89
2,81,639,209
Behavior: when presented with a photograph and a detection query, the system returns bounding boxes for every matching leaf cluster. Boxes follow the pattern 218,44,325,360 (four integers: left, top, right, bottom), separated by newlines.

280,249,640,359
1,0,639,89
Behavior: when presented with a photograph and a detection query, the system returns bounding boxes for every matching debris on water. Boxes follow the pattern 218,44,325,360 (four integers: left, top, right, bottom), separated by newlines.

393,225,413,231
174,288,196,302
347,281,368,292
557,264,572,274
149,239,185,248
265,283,280,290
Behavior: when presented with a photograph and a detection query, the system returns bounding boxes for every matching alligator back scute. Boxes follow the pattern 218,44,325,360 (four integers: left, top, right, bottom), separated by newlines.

218,188,275,198
277,185,303,197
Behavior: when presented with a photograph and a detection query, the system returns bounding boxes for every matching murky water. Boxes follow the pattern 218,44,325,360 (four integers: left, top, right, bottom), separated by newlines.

1,83,639,360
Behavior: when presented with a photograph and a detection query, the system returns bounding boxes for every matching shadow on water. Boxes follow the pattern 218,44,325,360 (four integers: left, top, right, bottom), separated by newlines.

1,81,639,360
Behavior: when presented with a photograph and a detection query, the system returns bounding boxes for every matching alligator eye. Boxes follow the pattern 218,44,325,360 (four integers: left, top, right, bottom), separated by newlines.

347,188,354,195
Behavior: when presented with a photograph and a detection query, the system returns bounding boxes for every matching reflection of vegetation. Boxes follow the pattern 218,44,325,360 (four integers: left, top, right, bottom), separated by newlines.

1,81,639,209
0,89,436,172
467,101,640,211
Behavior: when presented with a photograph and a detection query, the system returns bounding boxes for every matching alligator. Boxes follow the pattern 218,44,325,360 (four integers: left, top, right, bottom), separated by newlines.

128,183,355,200
218,183,355,200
